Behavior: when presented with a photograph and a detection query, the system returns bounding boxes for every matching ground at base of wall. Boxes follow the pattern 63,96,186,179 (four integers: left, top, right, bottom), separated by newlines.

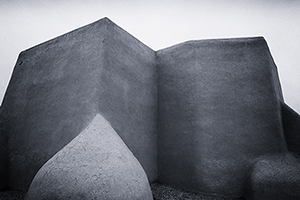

151,182,246,200
0,183,246,200
0,188,26,200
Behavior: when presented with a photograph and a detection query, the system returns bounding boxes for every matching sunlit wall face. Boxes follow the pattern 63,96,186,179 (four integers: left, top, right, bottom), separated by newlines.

1,0,300,112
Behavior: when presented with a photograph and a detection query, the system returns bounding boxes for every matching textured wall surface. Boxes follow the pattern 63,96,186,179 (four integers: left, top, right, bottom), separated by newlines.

157,37,287,197
1,17,300,199
97,19,157,182
1,18,157,190
245,153,300,200
26,114,153,200
281,101,300,156
0,108,8,189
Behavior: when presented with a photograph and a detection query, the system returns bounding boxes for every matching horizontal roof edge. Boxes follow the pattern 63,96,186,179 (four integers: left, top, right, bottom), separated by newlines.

156,36,266,53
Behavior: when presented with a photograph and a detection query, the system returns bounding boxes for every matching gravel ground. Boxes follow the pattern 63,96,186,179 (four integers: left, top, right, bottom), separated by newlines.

0,189,26,200
151,182,246,200
0,182,247,200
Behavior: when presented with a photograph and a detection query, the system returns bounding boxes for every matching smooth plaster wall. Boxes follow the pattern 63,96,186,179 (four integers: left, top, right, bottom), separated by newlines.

157,37,287,197
1,18,157,190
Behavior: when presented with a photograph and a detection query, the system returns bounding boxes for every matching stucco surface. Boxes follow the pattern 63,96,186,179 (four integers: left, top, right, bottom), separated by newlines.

0,109,8,189
1,17,300,199
1,17,157,190
281,101,300,156
25,114,153,200
97,19,157,182
157,37,287,197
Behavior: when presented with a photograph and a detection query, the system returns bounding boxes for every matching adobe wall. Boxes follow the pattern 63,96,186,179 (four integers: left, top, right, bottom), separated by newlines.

2,17,300,199
157,37,287,197
96,20,157,182
0,108,8,189
1,18,157,190
281,101,300,156
25,114,153,200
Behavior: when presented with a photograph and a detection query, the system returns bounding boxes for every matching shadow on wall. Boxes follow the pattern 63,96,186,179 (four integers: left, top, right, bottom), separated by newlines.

0,17,300,200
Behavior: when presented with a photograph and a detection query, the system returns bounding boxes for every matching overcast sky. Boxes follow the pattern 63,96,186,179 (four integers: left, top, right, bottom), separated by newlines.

1,0,300,113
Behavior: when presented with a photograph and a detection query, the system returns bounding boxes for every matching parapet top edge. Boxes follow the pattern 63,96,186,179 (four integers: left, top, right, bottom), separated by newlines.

20,17,111,54
156,36,265,53
19,17,155,57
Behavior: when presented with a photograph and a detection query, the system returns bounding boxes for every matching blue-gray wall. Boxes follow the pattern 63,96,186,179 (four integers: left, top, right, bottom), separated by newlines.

1,18,157,190
0,107,8,189
157,37,287,197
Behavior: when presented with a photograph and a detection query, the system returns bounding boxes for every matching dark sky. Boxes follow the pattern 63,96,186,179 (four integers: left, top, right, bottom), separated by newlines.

1,0,300,112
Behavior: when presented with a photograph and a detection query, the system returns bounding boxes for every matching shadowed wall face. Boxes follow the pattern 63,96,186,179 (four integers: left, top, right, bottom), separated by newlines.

1,21,106,190
0,109,8,189
1,18,157,190
281,101,300,156
157,37,287,197
96,20,157,182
